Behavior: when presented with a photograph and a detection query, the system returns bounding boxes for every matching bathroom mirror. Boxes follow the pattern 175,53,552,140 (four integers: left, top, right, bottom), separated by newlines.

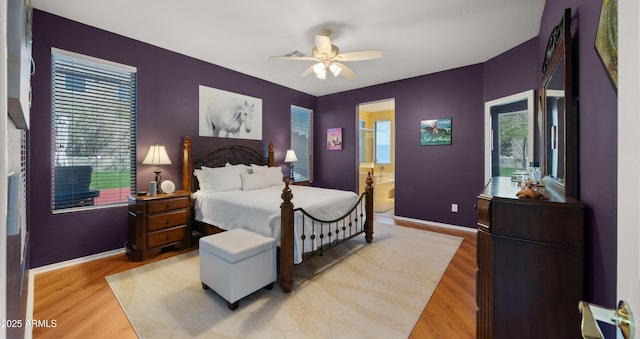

541,8,577,197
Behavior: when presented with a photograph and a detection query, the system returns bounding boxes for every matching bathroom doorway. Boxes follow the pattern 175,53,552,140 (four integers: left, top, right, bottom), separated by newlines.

357,99,395,215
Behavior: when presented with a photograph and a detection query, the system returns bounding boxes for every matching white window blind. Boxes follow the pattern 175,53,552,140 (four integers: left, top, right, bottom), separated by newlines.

290,105,313,182
51,49,137,211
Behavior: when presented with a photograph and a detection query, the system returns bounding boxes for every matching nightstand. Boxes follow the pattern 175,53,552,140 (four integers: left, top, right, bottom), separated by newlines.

126,190,192,261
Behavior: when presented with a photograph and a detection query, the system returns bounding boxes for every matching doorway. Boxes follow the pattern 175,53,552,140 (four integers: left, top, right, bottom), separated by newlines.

357,99,395,215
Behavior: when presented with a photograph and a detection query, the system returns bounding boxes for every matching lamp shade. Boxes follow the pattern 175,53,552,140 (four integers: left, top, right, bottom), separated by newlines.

284,149,298,163
142,144,172,165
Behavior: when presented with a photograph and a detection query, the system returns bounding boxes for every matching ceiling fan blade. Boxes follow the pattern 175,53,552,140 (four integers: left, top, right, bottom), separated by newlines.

335,50,383,61
298,65,315,78
315,34,333,56
270,56,318,61
333,62,357,79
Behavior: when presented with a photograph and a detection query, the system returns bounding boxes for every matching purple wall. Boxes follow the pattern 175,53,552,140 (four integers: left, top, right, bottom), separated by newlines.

316,65,485,228
29,10,315,267
483,38,539,102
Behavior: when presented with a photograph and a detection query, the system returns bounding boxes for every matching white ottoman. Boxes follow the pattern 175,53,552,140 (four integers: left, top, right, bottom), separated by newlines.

199,228,277,310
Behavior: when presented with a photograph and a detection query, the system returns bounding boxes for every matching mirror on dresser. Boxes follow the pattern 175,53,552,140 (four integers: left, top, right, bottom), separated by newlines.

541,8,578,198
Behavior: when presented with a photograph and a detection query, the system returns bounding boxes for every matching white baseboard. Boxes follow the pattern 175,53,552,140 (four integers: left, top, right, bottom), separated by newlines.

29,247,125,275
25,247,125,339
394,216,477,233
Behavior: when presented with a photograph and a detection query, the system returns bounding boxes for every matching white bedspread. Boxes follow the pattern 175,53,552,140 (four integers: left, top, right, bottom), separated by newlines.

193,184,362,263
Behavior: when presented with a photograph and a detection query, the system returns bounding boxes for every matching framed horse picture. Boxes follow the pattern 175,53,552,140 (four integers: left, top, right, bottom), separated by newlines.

420,117,452,146
198,85,263,140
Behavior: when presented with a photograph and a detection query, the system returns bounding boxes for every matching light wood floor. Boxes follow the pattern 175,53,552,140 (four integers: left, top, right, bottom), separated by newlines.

32,216,477,338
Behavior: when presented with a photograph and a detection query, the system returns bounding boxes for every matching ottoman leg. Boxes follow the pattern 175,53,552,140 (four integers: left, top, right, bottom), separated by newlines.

264,282,274,290
202,282,210,290
227,301,239,311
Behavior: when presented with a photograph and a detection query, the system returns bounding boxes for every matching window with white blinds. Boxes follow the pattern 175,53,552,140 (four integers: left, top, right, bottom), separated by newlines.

375,120,391,164
51,49,137,211
290,105,313,182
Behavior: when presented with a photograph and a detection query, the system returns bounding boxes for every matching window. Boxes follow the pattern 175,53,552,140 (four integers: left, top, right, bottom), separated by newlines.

290,105,313,182
375,120,391,164
51,48,137,211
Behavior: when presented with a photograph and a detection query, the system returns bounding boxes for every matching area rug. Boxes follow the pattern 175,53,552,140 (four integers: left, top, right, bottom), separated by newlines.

106,222,462,338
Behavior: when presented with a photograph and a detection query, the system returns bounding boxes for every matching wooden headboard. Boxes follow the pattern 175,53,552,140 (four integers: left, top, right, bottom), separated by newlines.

182,136,274,192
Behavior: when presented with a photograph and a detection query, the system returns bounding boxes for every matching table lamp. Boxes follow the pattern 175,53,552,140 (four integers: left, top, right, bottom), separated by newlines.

143,143,172,193
284,149,298,182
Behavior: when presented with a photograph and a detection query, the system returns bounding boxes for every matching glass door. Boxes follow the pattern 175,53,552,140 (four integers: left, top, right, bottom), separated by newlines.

491,110,529,178
484,90,534,183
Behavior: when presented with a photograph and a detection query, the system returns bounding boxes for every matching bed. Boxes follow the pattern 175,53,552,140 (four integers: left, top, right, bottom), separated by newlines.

181,136,374,292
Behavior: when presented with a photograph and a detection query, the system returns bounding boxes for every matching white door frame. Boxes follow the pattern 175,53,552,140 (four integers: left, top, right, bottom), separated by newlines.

1,0,9,337
617,0,639,337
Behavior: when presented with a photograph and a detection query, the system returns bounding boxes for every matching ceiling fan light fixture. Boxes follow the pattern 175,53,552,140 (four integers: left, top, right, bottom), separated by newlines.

329,63,342,77
313,62,326,79
271,28,381,80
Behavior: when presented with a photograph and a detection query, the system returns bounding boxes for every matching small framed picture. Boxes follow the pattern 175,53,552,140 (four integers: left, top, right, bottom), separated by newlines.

420,118,452,146
327,128,343,150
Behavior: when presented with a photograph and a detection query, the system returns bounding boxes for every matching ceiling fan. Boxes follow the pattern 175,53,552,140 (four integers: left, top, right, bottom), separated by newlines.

271,29,382,80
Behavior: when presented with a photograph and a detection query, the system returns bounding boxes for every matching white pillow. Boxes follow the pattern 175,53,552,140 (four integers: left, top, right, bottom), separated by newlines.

252,165,284,185
202,166,243,192
240,171,269,191
194,169,206,191
250,164,268,172
226,162,251,171
266,166,284,186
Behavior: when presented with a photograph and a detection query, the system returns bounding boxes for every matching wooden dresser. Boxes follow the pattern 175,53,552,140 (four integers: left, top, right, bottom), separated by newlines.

126,191,192,261
476,177,584,338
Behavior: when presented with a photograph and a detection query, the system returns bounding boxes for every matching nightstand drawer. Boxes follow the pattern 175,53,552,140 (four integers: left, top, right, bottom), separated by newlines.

148,226,187,248
147,210,188,231
146,196,189,214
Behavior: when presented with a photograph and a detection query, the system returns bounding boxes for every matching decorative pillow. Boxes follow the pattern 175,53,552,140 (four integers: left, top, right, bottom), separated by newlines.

240,171,269,191
250,164,268,172
252,165,284,185
266,166,285,186
194,169,206,191
202,166,243,192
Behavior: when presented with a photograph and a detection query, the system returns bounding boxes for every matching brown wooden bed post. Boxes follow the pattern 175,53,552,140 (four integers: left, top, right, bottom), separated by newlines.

365,172,374,243
182,136,192,192
279,179,294,293
268,141,274,167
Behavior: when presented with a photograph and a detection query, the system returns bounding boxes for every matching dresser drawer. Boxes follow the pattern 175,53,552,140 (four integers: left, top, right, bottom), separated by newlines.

147,210,188,231
146,196,189,214
148,226,187,248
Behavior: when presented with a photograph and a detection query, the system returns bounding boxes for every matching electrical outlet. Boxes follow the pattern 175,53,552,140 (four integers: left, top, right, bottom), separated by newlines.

451,203,458,213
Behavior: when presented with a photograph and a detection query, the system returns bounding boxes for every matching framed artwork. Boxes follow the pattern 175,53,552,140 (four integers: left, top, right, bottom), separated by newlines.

420,118,452,146
595,0,617,88
327,128,343,150
198,85,263,140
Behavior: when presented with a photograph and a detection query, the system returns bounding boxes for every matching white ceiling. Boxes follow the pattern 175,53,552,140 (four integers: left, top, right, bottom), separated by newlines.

32,0,546,97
